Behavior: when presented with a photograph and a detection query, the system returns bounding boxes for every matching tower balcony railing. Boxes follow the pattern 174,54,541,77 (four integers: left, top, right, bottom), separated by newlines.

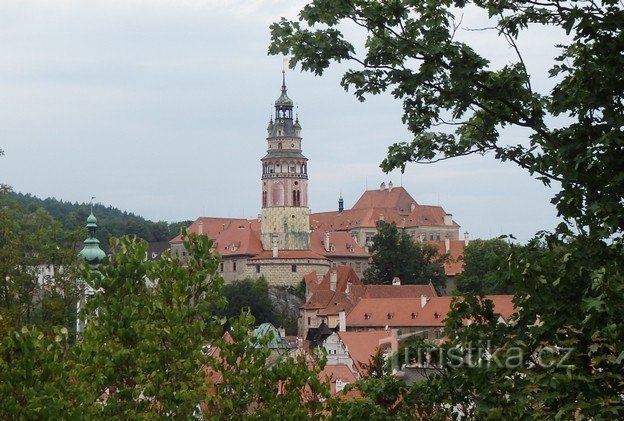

261,173,308,179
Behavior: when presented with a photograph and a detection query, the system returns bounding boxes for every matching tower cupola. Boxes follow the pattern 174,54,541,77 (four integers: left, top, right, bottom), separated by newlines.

79,207,106,268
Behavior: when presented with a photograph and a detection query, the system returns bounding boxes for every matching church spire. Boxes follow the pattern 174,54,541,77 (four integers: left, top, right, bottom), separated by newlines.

79,205,106,268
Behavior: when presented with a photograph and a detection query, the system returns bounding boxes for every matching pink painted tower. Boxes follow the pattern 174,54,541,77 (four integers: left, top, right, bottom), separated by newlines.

260,72,310,250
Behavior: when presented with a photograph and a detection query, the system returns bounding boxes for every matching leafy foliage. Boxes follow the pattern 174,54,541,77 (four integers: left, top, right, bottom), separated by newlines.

270,0,624,236
363,221,446,289
455,238,514,294
220,277,279,326
8,191,192,249
270,0,624,417
76,233,225,417
0,193,82,336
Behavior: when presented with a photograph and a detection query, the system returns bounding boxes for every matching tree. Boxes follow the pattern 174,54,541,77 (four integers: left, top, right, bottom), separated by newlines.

455,238,513,294
0,194,82,336
269,0,624,236
75,233,226,417
270,0,624,417
220,277,278,326
363,221,446,289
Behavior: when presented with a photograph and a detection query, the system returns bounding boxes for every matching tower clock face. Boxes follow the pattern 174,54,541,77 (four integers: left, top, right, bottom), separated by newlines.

291,143,295,147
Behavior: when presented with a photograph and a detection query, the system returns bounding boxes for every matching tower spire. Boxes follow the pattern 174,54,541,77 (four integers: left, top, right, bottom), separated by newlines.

79,204,106,268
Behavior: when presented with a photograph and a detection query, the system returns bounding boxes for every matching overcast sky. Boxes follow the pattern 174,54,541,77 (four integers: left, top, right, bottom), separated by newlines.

0,0,567,243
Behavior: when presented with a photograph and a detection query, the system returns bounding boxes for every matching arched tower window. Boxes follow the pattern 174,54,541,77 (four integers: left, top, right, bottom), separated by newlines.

273,182,284,206
292,189,301,206
278,142,282,149
262,191,267,207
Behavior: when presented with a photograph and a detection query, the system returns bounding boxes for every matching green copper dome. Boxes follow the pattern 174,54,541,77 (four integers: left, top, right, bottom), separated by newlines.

79,238,106,265
275,91,293,107
275,70,294,107
252,323,291,350
79,208,106,267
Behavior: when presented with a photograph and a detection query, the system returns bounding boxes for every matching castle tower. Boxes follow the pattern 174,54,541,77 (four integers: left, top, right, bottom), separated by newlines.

260,72,310,250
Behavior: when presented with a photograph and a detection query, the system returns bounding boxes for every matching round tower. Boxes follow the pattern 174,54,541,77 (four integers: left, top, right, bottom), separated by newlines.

260,72,310,250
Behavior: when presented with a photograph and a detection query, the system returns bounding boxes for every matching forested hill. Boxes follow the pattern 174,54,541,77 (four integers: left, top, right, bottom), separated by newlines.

8,191,192,250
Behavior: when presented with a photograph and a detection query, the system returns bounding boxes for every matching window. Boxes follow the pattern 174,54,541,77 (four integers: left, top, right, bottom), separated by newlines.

436,233,441,240
307,317,311,325
233,261,237,271
256,264,260,273
291,264,297,272
278,142,282,149
220,262,224,272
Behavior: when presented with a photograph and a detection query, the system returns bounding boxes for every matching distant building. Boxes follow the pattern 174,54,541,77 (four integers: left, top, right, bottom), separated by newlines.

170,73,464,287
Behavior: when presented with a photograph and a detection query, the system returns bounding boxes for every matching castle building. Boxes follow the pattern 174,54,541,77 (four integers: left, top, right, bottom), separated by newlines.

170,74,463,286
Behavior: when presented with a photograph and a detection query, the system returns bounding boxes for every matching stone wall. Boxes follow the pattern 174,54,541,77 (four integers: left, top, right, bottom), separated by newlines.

247,258,330,287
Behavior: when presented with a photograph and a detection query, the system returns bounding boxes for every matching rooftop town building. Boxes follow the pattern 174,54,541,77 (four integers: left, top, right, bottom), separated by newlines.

170,73,464,287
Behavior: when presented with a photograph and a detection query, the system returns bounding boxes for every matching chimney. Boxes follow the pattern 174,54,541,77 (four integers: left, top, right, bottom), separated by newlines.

445,237,450,253
410,202,416,212
388,181,393,192
464,231,470,245
346,281,352,295
392,277,401,286
277,326,286,338
339,310,346,332
198,219,204,235
338,195,344,213
421,295,428,308
324,231,331,252
380,182,386,190
272,244,278,258
444,213,453,226
330,270,338,291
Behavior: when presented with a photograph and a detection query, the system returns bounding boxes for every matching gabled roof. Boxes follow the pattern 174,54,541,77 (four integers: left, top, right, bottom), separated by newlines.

315,266,362,293
316,292,356,317
301,290,336,310
212,223,263,257
336,330,394,375
302,267,362,312
319,364,358,395
310,230,369,257
352,187,417,213
170,217,257,243
407,205,459,228
349,283,437,300
427,240,466,276
346,295,516,328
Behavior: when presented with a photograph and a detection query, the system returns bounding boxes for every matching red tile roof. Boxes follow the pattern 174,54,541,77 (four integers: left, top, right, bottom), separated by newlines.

352,187,417,213
310,230,369,257
337,330,394,375
302,290,337,310
349,283,437,300
319,364,358,396
345,295,515,328
427,240,466,276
